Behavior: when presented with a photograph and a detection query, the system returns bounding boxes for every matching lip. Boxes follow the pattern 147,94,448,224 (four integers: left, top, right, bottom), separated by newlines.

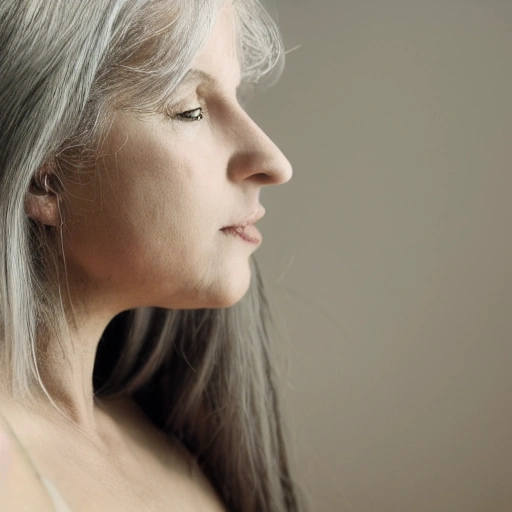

221,206,266,230
221,224,262,245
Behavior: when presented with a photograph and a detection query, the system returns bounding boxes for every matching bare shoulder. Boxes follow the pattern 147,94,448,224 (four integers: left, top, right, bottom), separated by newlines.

0,409,55,511
98,395,227,511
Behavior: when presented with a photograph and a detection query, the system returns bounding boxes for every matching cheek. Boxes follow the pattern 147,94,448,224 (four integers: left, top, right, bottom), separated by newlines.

62,150,219,283
59,118,241,308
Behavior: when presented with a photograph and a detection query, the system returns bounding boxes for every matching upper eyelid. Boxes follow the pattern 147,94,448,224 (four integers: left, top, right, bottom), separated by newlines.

164,80,255,118
175,106,204,122
164,102,204,118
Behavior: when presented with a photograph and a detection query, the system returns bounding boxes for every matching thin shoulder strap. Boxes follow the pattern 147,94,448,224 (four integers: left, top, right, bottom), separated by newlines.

39,476,73,512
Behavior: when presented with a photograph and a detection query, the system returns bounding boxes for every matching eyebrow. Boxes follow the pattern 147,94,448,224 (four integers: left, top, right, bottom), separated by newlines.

178,68,243,90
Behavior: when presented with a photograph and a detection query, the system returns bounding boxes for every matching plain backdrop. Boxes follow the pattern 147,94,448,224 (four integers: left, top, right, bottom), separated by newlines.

250,1,512,511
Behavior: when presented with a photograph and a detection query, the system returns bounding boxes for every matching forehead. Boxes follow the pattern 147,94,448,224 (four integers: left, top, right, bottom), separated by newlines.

188,2,241,87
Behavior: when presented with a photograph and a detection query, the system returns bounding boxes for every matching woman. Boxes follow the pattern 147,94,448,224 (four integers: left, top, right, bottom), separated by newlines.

0,0,303,510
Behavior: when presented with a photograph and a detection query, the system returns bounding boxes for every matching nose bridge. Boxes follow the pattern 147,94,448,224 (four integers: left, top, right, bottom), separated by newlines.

226,107,293,185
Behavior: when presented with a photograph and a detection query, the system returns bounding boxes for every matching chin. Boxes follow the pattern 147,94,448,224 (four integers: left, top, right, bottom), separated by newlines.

156,267,252,310
207,277,252,309
203,267,253,309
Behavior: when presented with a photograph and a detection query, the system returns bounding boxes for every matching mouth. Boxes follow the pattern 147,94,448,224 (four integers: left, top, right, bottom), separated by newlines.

221,224,262,244
221,207,266,231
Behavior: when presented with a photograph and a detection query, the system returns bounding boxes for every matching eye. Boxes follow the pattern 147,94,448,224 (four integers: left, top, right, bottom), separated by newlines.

176,107,204,122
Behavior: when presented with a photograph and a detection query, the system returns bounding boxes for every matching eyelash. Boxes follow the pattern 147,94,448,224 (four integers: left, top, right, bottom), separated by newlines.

164,79,258,123
174,107,204,122
166,82,255,122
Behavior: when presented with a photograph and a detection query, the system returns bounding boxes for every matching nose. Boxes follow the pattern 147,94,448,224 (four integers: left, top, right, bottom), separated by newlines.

225,108,293,186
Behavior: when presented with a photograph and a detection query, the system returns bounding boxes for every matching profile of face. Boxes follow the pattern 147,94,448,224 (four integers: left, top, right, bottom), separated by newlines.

59,2,293,315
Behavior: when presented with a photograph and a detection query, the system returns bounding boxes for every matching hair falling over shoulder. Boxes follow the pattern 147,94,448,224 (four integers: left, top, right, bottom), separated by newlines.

95,257,305,512
0,0,305,510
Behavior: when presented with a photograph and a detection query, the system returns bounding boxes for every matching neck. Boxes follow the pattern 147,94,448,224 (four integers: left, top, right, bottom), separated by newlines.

42,308,117,430
0,303,120,436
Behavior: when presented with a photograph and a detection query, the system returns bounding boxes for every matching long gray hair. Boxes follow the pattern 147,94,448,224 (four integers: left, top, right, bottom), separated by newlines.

0,0,304,510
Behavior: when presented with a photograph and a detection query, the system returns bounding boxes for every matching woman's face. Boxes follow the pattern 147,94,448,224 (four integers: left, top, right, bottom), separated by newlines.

60,3,292,314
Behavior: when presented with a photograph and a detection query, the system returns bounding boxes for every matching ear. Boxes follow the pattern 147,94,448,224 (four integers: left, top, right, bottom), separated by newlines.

24,167,61,227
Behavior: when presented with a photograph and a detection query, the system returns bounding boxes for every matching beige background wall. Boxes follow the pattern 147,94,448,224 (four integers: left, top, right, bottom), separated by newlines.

251,1,512,511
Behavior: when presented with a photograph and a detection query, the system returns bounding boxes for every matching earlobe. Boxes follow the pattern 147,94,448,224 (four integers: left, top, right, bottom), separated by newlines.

24,173,61,227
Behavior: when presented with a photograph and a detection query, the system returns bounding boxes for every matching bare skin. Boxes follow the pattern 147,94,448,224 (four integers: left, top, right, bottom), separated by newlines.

0,397,227,511
0,1,292,510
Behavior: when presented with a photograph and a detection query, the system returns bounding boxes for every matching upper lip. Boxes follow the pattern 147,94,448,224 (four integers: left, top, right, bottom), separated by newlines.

221,206,266,229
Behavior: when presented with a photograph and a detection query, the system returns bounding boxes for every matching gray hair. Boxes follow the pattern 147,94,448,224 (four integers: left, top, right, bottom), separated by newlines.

0,0,304,510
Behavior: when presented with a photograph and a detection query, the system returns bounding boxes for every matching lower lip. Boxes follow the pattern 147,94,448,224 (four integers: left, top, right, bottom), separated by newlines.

221,225,262,245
